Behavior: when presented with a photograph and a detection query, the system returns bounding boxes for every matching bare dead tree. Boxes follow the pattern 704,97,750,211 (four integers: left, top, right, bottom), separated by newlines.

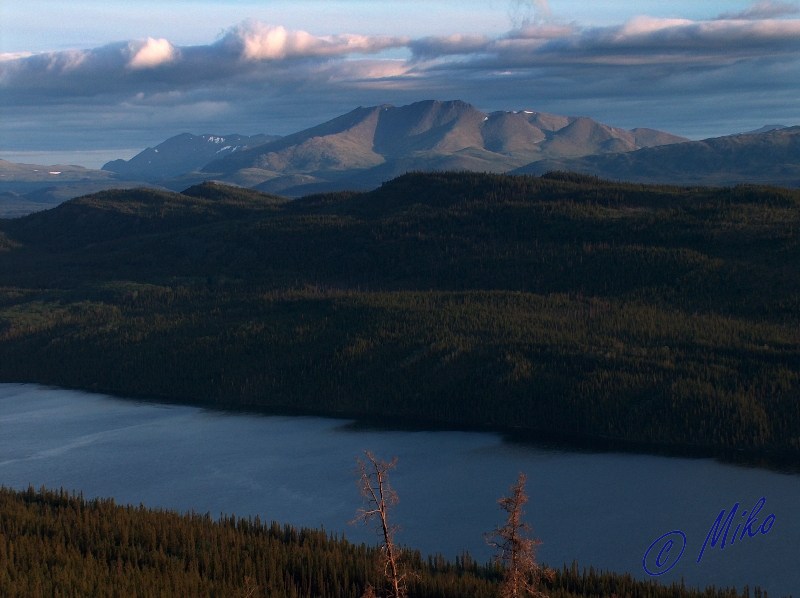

486,473,553,598
352,450,406,598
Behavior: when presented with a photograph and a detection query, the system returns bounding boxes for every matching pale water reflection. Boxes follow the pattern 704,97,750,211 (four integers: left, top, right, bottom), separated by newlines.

0,384,796,596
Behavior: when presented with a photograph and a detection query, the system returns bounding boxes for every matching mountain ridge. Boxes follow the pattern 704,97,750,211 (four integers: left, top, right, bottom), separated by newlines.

514,126,800,187
4,100,799,216
103,132,280,180
201,100,687,193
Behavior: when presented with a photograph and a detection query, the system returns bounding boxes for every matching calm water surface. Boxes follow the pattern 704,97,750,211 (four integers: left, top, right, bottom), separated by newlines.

1,384,797,596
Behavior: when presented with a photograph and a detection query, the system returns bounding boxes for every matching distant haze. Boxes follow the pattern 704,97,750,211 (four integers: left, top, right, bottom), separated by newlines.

0,150,140,170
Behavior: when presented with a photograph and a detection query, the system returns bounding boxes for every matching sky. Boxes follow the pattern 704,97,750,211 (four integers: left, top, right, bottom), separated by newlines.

2,0,800,167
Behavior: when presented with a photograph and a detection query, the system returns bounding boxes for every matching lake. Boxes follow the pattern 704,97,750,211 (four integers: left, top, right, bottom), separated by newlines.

0,383,797,596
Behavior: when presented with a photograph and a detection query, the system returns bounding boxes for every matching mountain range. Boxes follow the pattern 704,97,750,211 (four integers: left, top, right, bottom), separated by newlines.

1,99,798,216
516,125,800,187
192,99,686,195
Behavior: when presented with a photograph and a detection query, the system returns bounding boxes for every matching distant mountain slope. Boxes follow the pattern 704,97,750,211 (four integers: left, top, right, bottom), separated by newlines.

743,124,787,135
0,159,160,217
515,126,800,187
103,133,280,180
1,100,691,210
0,159,114,185
201,100,686,194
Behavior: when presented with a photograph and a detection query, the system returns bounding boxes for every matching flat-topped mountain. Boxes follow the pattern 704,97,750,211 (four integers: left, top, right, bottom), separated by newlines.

516,126,800,187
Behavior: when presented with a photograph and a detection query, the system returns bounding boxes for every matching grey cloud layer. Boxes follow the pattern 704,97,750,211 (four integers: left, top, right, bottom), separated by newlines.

5,15,800,95
0,22,409,101
2,7,800,147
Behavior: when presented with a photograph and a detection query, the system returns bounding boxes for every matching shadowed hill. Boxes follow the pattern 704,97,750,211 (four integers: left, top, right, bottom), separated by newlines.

5,184,286,249
0,173,798,463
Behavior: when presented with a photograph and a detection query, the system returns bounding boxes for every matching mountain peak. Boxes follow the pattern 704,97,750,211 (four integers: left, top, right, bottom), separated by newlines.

192,100,687,195
103,132,279,180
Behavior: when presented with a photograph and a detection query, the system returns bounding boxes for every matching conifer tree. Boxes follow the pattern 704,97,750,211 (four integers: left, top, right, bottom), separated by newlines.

487,473,552,598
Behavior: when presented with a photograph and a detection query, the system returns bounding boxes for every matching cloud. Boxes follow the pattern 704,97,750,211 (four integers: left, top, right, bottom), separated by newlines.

409,34,491,59
0,52,34,62
127,38,178,69
1,12,799,150
615,16,696,38
5,15,800,96
0,22,409,100
719,0,800,20
220,21,408,61
483,16,800,68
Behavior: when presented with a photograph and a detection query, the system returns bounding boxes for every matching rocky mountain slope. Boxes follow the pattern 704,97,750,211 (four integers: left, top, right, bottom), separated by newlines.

201,100,686,195
103,133,279,180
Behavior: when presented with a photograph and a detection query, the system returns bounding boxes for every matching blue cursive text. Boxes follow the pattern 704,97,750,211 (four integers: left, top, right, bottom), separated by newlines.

643,496,776,577
696,496,776,563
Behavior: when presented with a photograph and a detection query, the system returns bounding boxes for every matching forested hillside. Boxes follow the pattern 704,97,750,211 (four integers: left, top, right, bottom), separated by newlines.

0,172,798,461
0,486,767,597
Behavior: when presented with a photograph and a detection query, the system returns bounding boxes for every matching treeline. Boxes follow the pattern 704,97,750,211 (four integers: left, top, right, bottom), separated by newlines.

0,173,798,460
0,486,768,598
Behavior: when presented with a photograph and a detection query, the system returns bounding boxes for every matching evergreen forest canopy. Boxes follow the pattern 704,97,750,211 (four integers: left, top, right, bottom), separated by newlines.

0,485,769,597
0,172,798,464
